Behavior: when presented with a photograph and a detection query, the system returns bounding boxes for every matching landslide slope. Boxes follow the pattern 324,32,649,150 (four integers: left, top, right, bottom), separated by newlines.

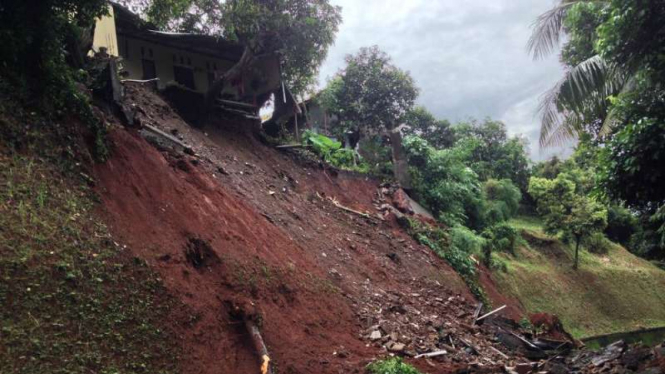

93,83,480,374
491,217,665,339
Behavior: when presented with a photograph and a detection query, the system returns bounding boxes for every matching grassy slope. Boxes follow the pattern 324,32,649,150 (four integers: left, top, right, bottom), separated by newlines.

493,216,665,339
0,151,180,373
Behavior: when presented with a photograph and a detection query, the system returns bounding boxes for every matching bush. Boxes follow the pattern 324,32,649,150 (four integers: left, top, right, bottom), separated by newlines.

583,232,612,254
486,223,519,255
484,179,522,218
367,358,422,374
302,130,368,171
404,135,485,228
605,204,638,245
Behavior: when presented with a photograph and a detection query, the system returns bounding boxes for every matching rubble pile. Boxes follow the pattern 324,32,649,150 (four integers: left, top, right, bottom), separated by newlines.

562,340,665,374
354,278,526,370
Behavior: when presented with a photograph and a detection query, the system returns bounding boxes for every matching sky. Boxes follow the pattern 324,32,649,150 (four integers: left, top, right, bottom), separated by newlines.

316,0,573,160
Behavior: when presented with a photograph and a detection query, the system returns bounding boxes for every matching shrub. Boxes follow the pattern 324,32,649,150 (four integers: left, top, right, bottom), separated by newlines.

302,130,368,171
366,358,422,374
583,232,612,254
605,204,638,245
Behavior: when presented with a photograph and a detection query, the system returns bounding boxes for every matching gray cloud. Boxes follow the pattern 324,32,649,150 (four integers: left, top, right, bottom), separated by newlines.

317,0,572,160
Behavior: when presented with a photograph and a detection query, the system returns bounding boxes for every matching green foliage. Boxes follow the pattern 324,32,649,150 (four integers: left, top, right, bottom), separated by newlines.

0,0,109,160
529,174,608,269
561,2,607,67
403,106,455,149
451,119,531,193
403,136,485,228
484,223,520,255
366,358,422,374
302,130,368,171
605,204,638,245
484,179,522,223
321,46,419,134
407,220,488,303
0,155,178,374
597,83,665,211
583,232,612,254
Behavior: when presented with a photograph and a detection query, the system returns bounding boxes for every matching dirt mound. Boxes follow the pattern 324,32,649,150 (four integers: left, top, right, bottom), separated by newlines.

93,83,495,374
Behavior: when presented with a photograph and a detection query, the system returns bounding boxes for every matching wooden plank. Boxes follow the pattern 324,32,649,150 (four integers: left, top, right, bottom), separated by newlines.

415,350,447,359
143,124,193,152
475,305,506,323
217,98,257,109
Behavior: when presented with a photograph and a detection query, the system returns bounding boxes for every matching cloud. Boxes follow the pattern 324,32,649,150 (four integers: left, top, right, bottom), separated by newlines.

318,0,568,160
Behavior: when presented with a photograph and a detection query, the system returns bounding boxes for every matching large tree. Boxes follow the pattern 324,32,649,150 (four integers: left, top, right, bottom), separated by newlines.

529,174,608,270
321,46,419,187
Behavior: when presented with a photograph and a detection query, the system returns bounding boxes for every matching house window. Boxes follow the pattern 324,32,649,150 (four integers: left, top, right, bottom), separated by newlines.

174,65,195,90
149,48,153,58
142,59,156,80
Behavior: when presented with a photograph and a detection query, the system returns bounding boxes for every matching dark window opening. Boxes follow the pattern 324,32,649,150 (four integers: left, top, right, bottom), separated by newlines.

174,65,196,90
141,46,145,56
121,39,129,59
187,57,192,66
180,56,184,64
142,59,156,80
149,48,153,58
207,72,215,88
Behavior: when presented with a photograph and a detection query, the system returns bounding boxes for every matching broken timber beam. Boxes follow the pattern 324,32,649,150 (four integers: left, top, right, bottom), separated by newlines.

414,350,447,359
245,319,274,374
328,196,375,220
472,302,484,325
143,124,194,153
217,98,258,110
475,305,506,323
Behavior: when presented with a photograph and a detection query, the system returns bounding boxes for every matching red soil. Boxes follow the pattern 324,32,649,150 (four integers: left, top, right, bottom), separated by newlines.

91,84,492,374
477,265,525,321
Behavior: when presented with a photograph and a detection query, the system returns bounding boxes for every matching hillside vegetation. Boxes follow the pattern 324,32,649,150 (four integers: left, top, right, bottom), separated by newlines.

493,217,665,338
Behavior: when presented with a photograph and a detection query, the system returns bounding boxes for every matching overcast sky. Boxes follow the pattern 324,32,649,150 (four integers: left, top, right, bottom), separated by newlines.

317,0,572,160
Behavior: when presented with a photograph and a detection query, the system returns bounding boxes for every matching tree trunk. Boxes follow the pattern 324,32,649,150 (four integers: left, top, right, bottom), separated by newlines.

388,125,412,190
573,236,580,270
202,46,255,121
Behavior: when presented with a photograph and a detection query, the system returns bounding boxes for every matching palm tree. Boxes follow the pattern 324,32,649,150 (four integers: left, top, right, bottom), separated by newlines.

528,0,630,146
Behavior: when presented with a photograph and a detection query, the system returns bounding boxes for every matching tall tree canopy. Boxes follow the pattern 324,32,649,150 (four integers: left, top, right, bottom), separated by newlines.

321,46,419,135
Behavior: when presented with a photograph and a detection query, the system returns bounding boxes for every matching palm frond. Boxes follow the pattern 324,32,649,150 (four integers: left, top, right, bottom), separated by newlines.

599,74,637,136
538,55,626,146
527,1,607,60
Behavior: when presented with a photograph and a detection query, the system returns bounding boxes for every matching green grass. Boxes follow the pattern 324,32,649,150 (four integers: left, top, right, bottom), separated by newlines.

366,358,422,374
495,216,665,338
0,154,179,374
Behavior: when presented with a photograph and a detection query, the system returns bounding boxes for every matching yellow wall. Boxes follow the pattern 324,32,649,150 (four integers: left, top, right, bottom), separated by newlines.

91,5,119,56
91,5,280,101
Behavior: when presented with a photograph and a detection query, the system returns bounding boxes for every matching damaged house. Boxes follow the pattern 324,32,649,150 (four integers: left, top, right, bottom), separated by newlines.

91,3,285,122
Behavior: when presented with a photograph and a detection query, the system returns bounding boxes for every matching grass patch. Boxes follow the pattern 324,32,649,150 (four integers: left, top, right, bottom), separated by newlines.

0,154,179,374
366,358,422,374
495,216,665,338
